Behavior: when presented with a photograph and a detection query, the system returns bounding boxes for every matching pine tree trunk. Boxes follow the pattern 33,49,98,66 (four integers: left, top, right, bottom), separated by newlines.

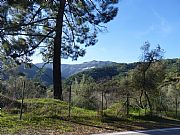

53,0,66,100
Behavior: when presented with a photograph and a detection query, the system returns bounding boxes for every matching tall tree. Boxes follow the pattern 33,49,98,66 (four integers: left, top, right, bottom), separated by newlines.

0,0,119,99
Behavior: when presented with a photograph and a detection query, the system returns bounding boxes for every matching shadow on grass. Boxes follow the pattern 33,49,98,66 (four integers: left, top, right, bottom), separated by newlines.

45,114,180,131
43,113,180,131
47,115,120,131
103,114,180,130
132,115,180,123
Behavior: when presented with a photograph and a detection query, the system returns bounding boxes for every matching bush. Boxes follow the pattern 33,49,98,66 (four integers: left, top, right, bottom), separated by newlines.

73,96,99,110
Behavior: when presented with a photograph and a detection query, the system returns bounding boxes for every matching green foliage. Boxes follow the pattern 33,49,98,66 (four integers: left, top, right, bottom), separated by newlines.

131,42,165,113
0,0,118,62
66,62,137,83
71,75,99,110
0,0,119,99
1,75,47,99
1,97,180,134
73,96,99,110
63,58,180,117
104,102,123,116
0,111,72,134
0,98,99,134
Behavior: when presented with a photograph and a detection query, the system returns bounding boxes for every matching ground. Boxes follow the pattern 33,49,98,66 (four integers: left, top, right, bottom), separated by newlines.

0,98,180,135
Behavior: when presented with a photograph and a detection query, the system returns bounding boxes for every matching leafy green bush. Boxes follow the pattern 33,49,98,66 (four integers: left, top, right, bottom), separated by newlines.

73,96,99,110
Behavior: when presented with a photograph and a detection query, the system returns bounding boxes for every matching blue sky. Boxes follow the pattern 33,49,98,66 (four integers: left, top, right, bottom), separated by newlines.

33,0,180,64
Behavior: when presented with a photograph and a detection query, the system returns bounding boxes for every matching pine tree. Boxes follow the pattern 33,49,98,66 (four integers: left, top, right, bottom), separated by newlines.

0,0,119,100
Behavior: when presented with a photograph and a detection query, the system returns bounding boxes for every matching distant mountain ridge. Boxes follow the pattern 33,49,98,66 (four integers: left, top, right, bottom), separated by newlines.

18,64,53,86
65,58,180,84
16,58,179,86
36,60,115,78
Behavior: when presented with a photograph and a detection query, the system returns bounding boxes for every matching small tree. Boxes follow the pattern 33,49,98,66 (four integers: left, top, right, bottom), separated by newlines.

72,75,98,110
133,42,165,115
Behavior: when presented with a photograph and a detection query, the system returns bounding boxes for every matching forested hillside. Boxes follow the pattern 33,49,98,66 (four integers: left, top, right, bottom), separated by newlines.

65,58,179,83
62,58,180,111
0,0,179,134
66,62,138,82
1,57,179,111
0,58,179,134
1,58,178,86
36,60,115,79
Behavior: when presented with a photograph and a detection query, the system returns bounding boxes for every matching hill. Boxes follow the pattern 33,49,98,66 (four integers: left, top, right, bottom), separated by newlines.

18,64,53,86
36,60,115,78
16,60,114,85
66,62,138,82
1,98,180,134
15,58,180,85
66,58,180,82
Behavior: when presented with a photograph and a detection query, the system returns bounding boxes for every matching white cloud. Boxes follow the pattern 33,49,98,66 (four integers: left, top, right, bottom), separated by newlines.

134,10,173,39
152,10,173,35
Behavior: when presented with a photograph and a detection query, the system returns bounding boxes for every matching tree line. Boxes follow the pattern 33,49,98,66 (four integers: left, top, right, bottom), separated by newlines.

62,42,180,117
0,42,179,118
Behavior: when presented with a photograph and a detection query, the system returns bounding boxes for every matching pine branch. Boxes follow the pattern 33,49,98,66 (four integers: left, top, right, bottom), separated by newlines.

2,17,56,31
30,6,42,23
65,1,76,46
11,29,55,58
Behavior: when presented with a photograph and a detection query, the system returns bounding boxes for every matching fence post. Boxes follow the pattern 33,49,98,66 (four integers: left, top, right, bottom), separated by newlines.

68,83,72,119
126,93,130,116
101,90,104,116
20,81,25,120
175,97,178,118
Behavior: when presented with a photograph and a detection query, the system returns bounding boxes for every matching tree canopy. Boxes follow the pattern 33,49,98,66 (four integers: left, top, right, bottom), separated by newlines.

0,0,118,62
0,0,119,99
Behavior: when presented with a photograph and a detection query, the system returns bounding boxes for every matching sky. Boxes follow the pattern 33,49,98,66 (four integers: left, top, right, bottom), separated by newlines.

33,0,180,64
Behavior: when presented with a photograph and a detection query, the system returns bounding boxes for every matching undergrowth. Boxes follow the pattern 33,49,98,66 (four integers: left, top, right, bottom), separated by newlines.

1,98,180,134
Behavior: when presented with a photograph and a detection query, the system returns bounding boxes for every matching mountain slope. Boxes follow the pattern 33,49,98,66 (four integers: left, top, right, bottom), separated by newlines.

17,58,180,86
36,60,115,78
66,62,138,82
18,64,53,85
12,60,114,86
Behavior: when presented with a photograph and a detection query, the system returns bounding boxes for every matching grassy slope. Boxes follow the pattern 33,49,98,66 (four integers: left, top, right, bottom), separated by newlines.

1,98,180,135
